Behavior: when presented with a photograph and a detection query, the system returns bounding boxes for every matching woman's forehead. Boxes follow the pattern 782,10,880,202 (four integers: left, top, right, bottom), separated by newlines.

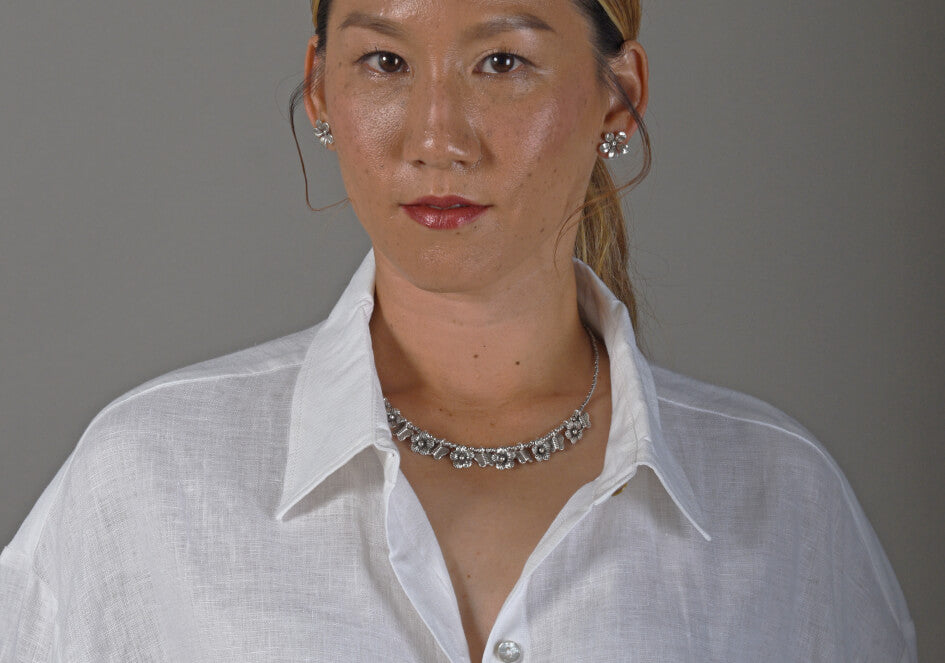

323,0,582,26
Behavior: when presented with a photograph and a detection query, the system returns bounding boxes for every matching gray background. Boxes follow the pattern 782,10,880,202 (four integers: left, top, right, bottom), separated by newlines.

1,0,941,659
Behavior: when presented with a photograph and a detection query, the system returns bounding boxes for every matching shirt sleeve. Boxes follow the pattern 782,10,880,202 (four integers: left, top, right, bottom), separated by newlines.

0,455,71,663
0,548,58,662
828,472,918,662
2,399,202,662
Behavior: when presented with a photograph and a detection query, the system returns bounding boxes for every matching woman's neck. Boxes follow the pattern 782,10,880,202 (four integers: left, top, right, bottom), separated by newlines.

369,252,593,414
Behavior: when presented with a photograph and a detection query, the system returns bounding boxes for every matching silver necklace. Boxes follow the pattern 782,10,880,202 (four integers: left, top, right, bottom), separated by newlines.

383,328,599,470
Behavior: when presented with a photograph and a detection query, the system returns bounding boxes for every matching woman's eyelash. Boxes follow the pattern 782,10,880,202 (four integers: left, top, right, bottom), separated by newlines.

358,50,408,74
478,50,531,73
356,49,532,75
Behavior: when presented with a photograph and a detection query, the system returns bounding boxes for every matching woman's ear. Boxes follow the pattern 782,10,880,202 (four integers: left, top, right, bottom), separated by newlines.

303,35,327,129
602,40,649,139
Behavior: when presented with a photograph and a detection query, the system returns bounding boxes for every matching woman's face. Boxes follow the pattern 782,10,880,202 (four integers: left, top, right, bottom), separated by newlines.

311,0,620,295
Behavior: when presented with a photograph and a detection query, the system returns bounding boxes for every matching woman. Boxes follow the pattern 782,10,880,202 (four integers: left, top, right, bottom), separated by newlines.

0,0,917,661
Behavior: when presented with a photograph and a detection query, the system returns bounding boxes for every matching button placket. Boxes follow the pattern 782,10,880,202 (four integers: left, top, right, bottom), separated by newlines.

486,580,530,663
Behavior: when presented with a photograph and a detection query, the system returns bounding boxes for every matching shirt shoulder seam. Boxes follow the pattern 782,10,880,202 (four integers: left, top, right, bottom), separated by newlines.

90,360,303,429
656,395,817,452
25,360,303,576
657,394,912,637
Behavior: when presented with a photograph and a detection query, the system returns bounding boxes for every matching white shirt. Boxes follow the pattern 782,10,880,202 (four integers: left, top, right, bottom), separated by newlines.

1,252,916,663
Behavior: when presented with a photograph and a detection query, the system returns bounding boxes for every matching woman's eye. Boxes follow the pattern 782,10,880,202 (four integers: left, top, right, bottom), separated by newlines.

362,51,406,74
480,52,524,74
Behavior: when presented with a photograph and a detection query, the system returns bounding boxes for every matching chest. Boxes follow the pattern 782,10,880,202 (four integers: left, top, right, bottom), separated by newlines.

397,426,610,662
68,453,848,663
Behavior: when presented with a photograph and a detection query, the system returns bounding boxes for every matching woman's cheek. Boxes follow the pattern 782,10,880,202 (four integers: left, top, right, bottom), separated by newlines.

508,100,585,189
339,88,405,154
333,88,406,207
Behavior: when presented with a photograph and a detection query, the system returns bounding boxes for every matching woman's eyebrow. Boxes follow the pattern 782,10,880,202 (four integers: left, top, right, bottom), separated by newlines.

463,14,557,41
336,11,555,41
338,12,407,39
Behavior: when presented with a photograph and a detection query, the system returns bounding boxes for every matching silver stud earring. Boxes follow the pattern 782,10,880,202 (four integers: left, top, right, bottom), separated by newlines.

598,131,630,159
313,119,334,148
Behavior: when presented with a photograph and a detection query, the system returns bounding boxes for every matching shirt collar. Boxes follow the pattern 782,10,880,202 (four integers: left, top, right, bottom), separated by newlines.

276,251,710,541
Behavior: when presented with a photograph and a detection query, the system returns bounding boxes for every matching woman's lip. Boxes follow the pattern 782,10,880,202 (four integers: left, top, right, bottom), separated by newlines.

403,195,483,208
401,203,489,230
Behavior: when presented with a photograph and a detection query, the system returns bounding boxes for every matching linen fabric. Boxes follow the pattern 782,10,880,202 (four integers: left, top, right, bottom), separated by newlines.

1,252,916,662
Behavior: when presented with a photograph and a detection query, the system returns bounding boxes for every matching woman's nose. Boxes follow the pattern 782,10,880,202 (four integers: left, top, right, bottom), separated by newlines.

401,74,481,169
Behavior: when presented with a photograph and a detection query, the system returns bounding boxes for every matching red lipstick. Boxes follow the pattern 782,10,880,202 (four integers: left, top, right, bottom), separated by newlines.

401,195,489,230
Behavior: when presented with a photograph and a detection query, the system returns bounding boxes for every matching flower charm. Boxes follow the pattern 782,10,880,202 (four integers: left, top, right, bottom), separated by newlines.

411,432,438,456
450,446,474,469
564,411,591,443
490,449,517,470
531,439,553,462
598,131,630,159
313,119,334,147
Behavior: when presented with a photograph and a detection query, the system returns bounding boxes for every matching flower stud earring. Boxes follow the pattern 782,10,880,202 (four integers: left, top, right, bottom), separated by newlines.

313,119,334,148
598,130,630,159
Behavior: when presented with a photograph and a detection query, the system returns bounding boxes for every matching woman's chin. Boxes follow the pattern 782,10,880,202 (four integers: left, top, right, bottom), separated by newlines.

376,244,511,297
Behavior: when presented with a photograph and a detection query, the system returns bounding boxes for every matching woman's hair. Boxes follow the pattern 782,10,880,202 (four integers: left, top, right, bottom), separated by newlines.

293,0,650,328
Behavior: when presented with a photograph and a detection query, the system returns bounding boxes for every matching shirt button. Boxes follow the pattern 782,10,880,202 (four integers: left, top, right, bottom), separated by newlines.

495,640,522,662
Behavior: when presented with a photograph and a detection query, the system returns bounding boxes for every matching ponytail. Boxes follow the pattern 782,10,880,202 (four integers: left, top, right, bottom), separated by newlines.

574,160,640,328
572,0,650,329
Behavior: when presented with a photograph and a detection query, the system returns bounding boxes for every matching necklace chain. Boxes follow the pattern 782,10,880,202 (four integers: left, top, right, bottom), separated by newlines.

383,327,599,470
